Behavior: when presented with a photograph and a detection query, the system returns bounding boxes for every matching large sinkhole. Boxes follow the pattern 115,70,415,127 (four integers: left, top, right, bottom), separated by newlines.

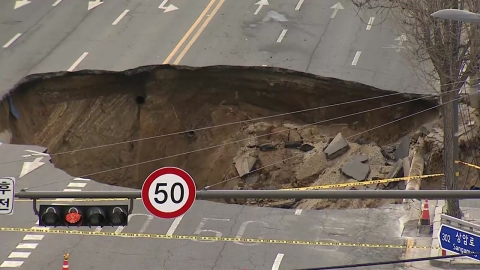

0,65,439,209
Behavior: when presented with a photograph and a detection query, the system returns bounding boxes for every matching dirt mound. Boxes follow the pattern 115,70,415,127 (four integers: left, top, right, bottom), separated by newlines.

0,65,439,209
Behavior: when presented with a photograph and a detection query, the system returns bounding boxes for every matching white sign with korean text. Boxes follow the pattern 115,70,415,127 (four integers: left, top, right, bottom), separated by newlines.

0,177,15,215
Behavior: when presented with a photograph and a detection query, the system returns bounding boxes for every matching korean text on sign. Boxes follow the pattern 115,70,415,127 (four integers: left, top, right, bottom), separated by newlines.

0,178,15,215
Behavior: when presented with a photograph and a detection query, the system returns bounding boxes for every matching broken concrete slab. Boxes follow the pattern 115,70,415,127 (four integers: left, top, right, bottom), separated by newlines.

284,141,302,149
341,160,370,181
323,132,350,160
259,143,276,151
394,135,410,161
352,154,368,163
420,123,433,136
234,154,257,177
299,143,314,152
386,159,404,179
288,130,302,142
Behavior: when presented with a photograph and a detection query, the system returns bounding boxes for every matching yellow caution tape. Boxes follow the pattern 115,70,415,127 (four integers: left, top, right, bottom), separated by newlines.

283,173,445,191
0,226,437,249
456,160,480,170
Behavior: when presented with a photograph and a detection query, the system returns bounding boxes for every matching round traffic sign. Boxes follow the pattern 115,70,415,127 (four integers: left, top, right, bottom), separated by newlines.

141,167,196,219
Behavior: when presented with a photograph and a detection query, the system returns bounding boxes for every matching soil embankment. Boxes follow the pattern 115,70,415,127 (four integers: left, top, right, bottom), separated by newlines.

0,65,439,209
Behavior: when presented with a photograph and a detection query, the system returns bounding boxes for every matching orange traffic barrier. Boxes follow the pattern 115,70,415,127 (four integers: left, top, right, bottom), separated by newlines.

62,254,69,270
420,199,430,226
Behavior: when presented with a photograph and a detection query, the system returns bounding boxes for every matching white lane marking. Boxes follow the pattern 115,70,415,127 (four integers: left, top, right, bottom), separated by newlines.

52,0,62,6
63,188,82,192
325,226,345,230
16,243,38,249
261,64,268,66
295,0,304,10
112,9,129,25
94,227,102,232
366,17,375,30
8,252,30,259
67,52,88,72
0,261,24,267
295,209,302,215
23,235,44,241
3,33,22,48
67,182,87,188
167,215,184,235
351,51,361,66
73,177,90,181
276,29,288,43
271,253,284,270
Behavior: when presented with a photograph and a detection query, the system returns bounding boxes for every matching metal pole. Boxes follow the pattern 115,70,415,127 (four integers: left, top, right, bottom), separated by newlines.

14,190,480,199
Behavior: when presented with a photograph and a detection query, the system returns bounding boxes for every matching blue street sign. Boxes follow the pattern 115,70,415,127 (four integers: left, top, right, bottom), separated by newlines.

438,224,480,261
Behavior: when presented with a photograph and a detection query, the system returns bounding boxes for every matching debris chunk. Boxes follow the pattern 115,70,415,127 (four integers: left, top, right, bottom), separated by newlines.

394,135,410,161
341,160,370,181
284,141,302,149
299,143,314,152
259,143,276,151
323,132,350,160
234,154,257,177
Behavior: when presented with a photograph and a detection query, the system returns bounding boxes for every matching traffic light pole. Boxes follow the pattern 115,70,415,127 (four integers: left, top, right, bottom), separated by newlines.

16,190,480,200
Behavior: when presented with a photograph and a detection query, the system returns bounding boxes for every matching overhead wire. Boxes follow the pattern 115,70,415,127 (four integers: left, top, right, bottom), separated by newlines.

294,251,480,270
205,96,461,189
0,80,467,167
0,82,463,168
23,94,460,190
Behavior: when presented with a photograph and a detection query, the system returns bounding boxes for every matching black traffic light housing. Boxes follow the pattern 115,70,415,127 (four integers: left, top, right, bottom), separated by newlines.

38,205,129,227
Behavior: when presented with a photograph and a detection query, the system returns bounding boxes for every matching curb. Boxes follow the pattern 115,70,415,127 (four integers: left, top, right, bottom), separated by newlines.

429,200,480,268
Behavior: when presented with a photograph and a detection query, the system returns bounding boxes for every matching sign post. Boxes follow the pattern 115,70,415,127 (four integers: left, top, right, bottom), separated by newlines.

438,224,480,261
0,177,15,215
141,167,196,219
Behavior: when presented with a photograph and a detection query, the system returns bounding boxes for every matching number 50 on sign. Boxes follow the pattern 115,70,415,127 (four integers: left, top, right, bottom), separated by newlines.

141,167,196,219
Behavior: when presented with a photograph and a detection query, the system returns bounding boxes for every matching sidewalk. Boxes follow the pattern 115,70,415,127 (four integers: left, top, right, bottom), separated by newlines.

429,199,480,269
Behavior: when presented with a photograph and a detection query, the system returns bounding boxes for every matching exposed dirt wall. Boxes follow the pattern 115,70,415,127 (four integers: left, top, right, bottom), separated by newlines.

0,65,439,192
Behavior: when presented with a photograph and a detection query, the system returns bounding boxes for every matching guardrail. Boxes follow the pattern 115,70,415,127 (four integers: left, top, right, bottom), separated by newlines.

441,213,480,232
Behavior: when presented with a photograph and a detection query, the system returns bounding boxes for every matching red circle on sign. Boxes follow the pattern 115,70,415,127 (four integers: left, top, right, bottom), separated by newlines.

141,167,196,219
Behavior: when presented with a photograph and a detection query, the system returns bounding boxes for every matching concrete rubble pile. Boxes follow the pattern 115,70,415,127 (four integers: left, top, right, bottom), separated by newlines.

228,121,428,209
228,104,480,210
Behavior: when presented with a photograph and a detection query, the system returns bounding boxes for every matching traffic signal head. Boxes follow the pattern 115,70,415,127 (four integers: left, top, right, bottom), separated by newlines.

38,205,129,227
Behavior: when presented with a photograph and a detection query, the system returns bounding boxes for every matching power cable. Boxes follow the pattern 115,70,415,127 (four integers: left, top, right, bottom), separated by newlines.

0,80,466,165
23,96,459,190
0,85,461,167
294,251,480,270
205,96,461,189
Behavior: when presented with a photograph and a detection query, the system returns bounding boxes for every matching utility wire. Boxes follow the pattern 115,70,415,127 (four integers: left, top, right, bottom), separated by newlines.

23,95,459,190
205,96,460,189
0,85,462,167
295,251,480,270
0,80,466,165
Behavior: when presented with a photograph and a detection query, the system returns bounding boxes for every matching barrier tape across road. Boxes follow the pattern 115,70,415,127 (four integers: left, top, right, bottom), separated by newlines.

0,226,438,250
283,173,444,191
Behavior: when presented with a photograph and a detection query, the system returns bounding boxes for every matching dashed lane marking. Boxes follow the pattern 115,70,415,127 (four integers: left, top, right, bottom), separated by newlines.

0,226,437,249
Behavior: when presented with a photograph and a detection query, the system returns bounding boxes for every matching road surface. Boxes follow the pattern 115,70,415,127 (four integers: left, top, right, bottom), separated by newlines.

0,146,410,269
0,0,426,269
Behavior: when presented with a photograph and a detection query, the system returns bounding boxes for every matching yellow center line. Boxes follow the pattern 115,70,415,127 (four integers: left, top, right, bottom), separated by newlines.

173,0,226,64
163,0,224,64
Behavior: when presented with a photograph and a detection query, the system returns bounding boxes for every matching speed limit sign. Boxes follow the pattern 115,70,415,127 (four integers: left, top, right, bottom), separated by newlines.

141,167,196,219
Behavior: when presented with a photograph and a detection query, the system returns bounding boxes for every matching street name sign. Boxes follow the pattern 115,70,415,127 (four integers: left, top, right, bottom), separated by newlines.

438,224,480,261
